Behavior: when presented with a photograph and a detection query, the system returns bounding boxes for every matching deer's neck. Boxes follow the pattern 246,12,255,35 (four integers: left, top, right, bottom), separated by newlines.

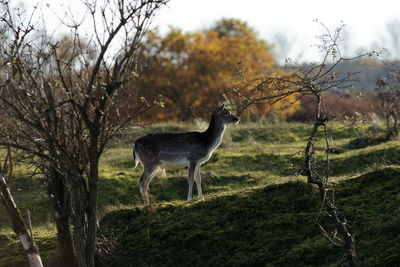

204,115,226,150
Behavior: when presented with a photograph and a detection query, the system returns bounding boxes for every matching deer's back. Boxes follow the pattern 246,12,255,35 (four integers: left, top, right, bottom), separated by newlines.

135,132,210,162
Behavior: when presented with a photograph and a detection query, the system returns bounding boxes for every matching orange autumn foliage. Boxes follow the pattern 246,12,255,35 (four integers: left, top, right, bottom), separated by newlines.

135,19,298,121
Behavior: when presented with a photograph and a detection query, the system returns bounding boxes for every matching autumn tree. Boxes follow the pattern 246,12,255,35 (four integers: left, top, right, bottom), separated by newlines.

0,1,167,266
135,18,296,121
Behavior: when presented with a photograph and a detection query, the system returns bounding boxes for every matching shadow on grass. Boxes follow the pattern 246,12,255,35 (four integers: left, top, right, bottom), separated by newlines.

347,136,388,150
329,146,400,176
98,167,400,266
98,181,321,267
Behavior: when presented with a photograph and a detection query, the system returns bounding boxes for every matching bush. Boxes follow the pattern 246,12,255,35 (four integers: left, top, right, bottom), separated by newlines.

288,92,379,122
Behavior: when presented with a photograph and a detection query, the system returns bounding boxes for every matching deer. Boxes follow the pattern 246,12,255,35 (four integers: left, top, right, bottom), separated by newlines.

132,102,239,205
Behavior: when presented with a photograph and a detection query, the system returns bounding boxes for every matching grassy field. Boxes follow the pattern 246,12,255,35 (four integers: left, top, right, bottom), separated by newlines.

0,121,399,266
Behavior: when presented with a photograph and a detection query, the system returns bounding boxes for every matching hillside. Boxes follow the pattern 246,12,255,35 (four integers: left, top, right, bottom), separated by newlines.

98,168,400,266
0,121,399,266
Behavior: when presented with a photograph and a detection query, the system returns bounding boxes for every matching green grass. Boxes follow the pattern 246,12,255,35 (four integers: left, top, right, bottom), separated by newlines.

1,121,400,266
98,168,400,266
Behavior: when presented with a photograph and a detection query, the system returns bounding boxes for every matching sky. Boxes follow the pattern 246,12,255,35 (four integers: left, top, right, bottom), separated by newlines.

151,0,400,63
25,0,400,63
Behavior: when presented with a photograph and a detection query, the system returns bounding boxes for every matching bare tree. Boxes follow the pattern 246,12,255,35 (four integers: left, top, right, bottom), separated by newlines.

0,1,167,266
375,78,400,139
225,21,380,266
375,61,400,140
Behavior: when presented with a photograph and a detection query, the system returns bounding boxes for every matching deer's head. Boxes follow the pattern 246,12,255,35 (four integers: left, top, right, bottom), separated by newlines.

213,102,239,124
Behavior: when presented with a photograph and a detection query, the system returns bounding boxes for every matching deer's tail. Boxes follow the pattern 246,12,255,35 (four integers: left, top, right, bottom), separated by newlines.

132,142,140,169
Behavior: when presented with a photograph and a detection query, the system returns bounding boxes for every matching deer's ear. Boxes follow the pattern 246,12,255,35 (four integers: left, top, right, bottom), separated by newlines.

213,102,227,114
214,102,225,111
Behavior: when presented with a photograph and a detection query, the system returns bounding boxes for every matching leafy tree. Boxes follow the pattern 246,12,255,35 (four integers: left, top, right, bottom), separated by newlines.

135,18,296,121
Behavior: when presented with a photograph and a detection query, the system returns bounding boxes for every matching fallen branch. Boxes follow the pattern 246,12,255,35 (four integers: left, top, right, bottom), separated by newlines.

0,175,43,267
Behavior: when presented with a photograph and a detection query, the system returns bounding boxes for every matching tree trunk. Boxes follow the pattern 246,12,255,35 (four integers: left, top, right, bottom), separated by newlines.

55,214,76,266
86,143,100,267
62,138,100,267
301,94,357,266
0,175,44,267
70,175,90,267
47,166,76,266
69,158,99,267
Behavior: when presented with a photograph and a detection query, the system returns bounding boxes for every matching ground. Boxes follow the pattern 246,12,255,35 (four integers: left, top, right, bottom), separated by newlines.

0,121,399,266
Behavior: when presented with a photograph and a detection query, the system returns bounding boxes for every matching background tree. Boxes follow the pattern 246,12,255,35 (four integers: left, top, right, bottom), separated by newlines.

375,61,400,139
134,18,296,121
0,1,167,266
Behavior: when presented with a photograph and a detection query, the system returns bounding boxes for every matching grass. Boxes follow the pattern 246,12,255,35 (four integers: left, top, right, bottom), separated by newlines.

97,168,400,266
0,121,399,266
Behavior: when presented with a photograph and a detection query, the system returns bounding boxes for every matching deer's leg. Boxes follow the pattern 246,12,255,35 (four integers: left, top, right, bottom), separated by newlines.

187,163,196,201
194,165,202,197
139,165,159,205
